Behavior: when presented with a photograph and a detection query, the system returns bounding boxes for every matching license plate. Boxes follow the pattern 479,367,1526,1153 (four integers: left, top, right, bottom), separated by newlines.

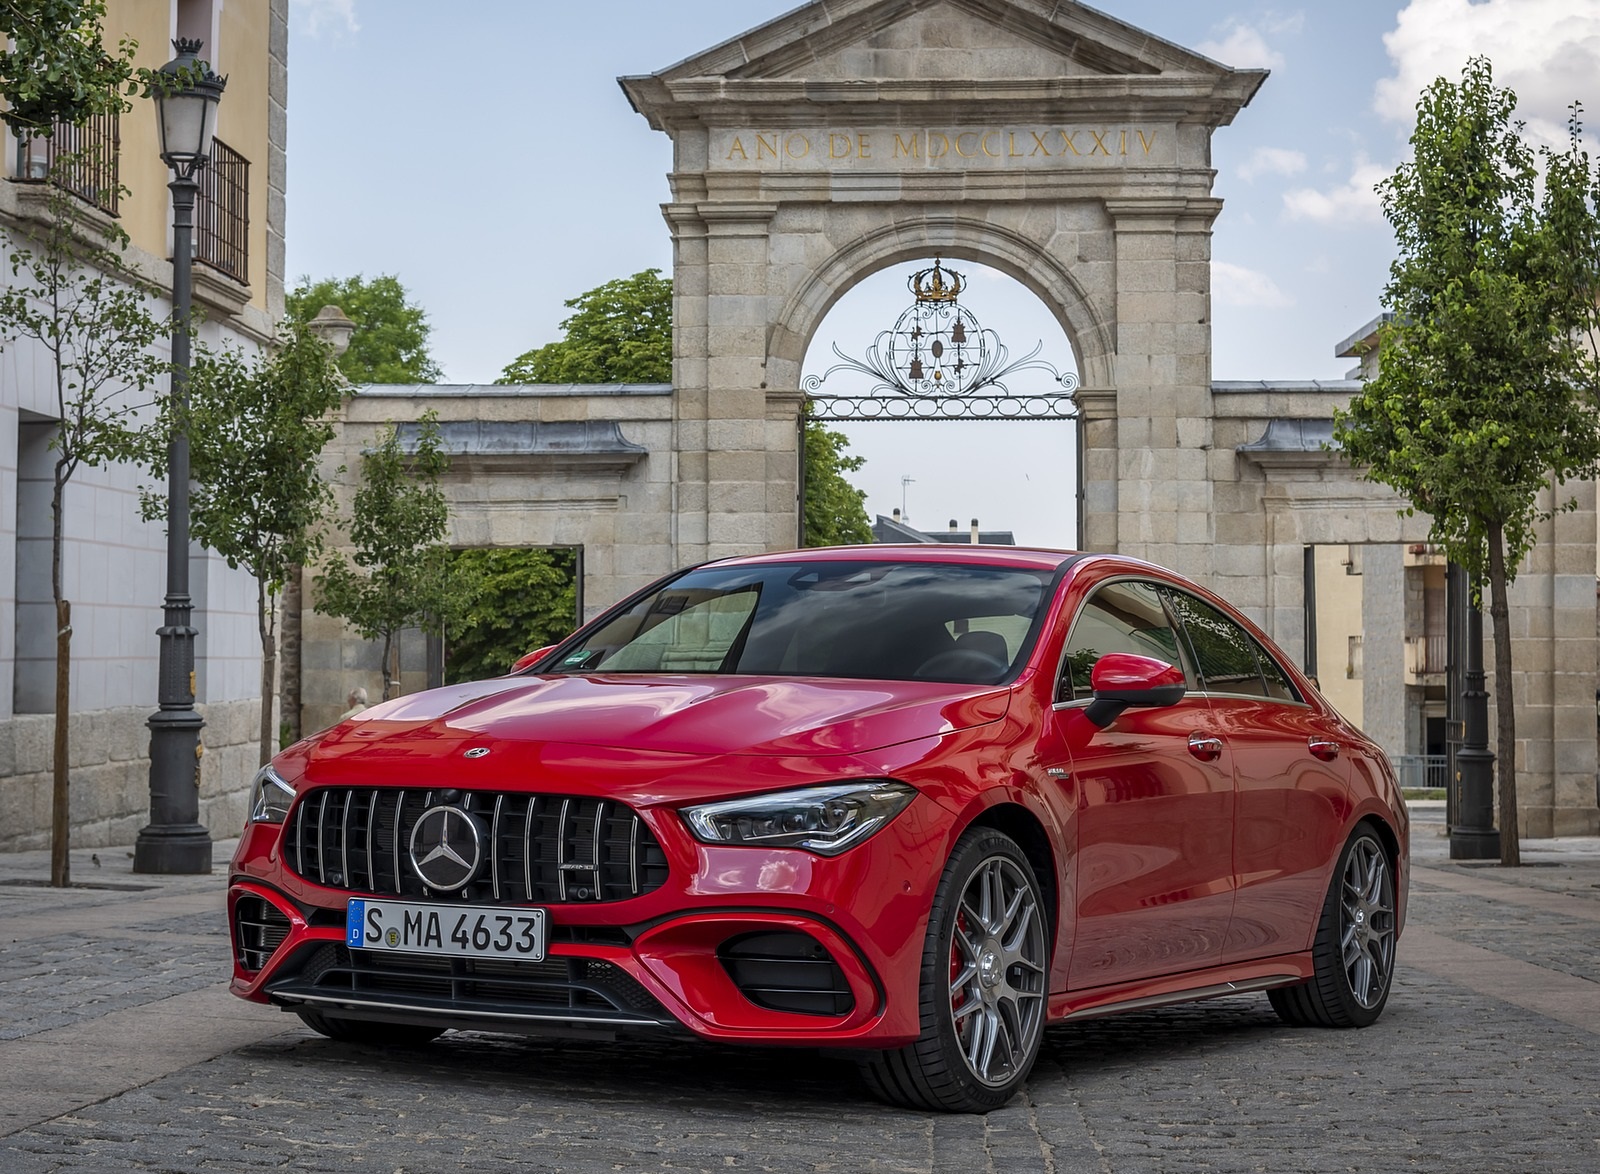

346,898,547,962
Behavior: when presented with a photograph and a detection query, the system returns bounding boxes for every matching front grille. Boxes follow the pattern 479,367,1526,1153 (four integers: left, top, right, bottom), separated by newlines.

234,894,292,973
282,788,669,904
719,931,855,1017
269,942,675,1026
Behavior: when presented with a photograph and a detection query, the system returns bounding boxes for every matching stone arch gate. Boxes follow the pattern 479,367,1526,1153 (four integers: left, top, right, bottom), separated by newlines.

305,0,1597,836
620,0,1262,582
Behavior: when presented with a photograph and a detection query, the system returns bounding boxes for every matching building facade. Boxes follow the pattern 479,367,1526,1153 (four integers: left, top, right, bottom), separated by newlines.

0,0,288,850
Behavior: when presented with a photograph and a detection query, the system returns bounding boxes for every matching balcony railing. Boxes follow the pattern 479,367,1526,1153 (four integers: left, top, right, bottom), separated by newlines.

11,104,122,216
1392,754,1448,792
194,138,249,284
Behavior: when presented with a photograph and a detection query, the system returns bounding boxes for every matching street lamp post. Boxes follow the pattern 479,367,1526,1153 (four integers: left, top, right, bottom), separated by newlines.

1451,565,1501,860
134,40,227,875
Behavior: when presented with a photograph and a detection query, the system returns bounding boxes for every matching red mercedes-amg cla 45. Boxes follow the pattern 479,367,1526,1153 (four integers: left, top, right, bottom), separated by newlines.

230,546,1406,1112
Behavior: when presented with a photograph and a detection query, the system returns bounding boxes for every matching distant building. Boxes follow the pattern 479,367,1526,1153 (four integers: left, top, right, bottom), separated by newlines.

871,514,1016,546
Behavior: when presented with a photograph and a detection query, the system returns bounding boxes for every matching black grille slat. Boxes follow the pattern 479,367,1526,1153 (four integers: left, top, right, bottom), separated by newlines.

719,932,855,1018
282,787,667,905
268,944,675,1025
233,895,292,973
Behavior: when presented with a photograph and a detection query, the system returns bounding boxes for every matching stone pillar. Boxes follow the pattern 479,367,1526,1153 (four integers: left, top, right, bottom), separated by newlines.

1362,544,1407,760
1104,198,1219,580
664,202,710,564
700,203,781,557
1075,387,1117,553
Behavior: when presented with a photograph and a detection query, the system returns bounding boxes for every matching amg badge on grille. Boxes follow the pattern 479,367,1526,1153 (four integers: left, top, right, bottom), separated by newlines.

409,806,483,890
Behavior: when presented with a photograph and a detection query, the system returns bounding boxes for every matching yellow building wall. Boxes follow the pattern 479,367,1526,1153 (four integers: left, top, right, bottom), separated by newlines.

1312,545,1364,726
100,0,271,313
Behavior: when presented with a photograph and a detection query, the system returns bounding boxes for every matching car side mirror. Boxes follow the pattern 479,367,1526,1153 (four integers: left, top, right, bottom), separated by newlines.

510,645,557,673
1084,653,1187,728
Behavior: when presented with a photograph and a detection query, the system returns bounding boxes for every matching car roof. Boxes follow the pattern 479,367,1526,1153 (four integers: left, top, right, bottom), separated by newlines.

701,544,1083,573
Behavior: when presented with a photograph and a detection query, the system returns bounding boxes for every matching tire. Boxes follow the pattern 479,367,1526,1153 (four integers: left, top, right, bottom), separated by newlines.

860,828,1048,1113
1269,823,1397,1028
296,1008,445,1046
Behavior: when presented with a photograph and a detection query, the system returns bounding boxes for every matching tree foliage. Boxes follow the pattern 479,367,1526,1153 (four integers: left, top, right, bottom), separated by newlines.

286,274,442,384
499,268,872,545
0,0,136,134
313,414,473,700
499,269,672,384
803,421,872,546
139,321,348,765
0,161,169,886
444,548,578,684
1331,59,1600,865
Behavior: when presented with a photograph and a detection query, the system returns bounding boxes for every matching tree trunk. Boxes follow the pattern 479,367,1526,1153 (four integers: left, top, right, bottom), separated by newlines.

257,578,276,767
50,464,70,888
50,598,71,887
1486,519,1521,867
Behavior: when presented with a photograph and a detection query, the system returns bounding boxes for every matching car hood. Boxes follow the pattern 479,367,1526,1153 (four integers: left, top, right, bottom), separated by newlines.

313,673,1010,761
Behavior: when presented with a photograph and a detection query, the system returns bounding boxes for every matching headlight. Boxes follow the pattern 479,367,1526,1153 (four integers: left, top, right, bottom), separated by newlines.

248,765,296,825
680,781,916,857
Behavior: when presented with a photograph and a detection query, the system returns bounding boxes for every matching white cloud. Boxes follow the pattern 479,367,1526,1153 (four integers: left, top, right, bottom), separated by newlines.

1378,0,1600,146
1213,262,1294,308
1239,146,1308,181
290,0,359,37
1283,157,1389,224
1197,22,1285,70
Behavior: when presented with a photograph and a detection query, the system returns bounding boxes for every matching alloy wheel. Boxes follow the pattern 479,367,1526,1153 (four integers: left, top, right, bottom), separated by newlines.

946,855,1047,1087
1339,835,1395,1010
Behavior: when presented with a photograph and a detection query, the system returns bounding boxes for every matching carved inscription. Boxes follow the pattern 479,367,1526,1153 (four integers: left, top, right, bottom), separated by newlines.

716,126,1166,167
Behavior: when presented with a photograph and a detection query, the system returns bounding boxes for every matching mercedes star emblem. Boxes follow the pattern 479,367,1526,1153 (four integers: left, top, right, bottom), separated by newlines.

409,805,483,890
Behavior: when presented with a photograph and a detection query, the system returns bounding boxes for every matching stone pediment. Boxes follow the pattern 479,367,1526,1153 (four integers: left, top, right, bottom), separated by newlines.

638,0,1239,81
622,0,1263,128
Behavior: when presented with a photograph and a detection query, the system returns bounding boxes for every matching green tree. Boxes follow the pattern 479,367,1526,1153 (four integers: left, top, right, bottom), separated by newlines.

286,274,442,384
314,413,474,700
0,164,170,887
499,269,672,383
501,269,871,545
803,420,873,546
1332,60,1600,866
138,321,347,766
444,548,578,683
1,0,135,134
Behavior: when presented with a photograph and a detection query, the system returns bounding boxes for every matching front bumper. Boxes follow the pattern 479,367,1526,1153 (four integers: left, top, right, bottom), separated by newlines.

228,793,946,1047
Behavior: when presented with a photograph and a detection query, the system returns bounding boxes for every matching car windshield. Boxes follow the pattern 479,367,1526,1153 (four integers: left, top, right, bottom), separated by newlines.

544,561,1054,684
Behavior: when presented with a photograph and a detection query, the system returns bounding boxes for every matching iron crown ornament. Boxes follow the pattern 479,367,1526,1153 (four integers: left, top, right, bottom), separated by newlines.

803,259,1078,421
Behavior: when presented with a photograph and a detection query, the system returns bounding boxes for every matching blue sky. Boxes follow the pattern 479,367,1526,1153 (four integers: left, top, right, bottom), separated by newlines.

285,0,1600,546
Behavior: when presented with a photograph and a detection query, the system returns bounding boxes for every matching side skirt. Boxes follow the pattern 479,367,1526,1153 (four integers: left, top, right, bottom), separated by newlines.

1048,956,1313,1023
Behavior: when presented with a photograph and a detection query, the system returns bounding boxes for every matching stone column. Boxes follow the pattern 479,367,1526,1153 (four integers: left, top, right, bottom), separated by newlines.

700,203,780,558
1104,198,1219,581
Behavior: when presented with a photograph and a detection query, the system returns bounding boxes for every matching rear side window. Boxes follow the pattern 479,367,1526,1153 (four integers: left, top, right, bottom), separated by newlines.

1164,590,1299,702
1058,580,1186,702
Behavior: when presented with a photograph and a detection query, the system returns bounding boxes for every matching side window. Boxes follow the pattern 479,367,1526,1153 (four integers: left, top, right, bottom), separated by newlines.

1165,590,1299,702
1058,580,1186,702
1255,644,1300,702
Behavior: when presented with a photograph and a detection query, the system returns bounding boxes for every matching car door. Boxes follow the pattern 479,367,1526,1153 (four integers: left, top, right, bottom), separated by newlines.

1162,588,1353,963
1048,578,1236,990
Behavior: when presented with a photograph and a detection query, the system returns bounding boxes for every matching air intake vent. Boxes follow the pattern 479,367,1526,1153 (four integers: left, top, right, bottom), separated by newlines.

234,894,292,973
281,788,668,904
719,931,855,1017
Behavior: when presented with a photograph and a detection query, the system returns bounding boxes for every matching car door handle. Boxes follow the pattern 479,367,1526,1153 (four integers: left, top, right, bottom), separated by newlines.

1308,738,1341,762
1188,734,1223,762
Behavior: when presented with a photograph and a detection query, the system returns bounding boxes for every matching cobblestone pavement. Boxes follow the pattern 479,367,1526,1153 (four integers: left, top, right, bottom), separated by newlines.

1,811,1597,1173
